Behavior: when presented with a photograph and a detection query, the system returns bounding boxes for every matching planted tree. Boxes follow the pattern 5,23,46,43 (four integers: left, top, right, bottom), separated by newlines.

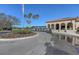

0,13,20,30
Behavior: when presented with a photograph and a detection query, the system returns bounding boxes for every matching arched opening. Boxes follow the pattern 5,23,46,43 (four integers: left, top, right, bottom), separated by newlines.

51,24,54,29
67,22,73,30
48,24,50,29
56,24,59,30
61,23,65,30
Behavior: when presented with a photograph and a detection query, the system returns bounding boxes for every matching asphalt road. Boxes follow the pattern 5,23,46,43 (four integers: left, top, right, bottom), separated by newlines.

0,32,52,55
0,32,78,55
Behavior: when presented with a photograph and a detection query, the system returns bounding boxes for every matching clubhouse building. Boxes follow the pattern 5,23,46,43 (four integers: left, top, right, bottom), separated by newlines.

46,17,79,33
46,17,79,46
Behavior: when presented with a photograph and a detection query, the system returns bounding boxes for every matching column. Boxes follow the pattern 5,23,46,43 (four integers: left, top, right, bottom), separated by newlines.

72,20,75,30
65,23,67,32
59,24,61,31
54,24,56,30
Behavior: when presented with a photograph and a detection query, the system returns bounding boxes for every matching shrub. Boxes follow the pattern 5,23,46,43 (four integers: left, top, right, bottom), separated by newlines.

12,29,33,34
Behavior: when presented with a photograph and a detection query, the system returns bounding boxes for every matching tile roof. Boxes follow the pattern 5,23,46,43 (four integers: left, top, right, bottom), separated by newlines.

46,17,79,23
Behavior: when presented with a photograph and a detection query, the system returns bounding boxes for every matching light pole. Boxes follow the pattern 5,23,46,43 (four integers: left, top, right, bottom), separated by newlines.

22,4,24,15
22,4,25,29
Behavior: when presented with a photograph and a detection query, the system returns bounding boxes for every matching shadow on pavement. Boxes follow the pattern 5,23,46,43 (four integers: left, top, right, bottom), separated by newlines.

44,42,69,55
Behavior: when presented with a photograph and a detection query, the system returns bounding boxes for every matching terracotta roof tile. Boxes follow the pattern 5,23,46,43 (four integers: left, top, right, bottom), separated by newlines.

46,17,79,23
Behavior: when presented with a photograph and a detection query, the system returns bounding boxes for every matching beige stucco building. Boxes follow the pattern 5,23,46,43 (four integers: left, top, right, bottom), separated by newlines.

46,17,79,33
46,17,79,46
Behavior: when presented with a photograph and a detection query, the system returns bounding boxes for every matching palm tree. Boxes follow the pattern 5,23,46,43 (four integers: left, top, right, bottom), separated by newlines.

24,13,39,28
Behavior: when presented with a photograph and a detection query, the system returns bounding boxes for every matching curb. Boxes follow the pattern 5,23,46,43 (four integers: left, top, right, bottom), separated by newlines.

0,33,39,41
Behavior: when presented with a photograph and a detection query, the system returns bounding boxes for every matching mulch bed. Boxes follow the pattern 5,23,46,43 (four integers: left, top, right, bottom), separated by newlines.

0,32,37,39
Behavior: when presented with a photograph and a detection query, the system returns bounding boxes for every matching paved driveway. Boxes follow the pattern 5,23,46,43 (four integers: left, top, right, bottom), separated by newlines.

0,32,78,55
0,32,52,55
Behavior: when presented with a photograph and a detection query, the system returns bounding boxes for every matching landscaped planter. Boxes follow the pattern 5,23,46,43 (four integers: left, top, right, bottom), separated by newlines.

0,32,39,41
0,32,37,38
0,29,37,39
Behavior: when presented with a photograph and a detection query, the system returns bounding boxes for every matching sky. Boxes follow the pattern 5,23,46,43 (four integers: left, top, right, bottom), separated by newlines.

0,4,24,28
0,4,79,27
25,4,79,26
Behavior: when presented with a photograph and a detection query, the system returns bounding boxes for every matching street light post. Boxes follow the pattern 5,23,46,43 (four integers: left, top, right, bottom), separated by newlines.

22,4,25,29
